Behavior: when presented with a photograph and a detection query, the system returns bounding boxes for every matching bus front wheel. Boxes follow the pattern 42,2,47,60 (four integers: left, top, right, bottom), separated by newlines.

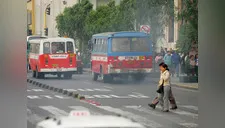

92,72,98,81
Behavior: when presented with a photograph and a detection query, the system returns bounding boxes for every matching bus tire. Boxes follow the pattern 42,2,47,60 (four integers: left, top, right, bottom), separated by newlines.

57,73,61,79
92,72,98,81
36,70,44,79
32,70,36,78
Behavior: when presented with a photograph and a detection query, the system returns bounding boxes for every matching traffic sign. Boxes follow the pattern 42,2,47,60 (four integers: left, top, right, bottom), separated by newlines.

140,25,150,34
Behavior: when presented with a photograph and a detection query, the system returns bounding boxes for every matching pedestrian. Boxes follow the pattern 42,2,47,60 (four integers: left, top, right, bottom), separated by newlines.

171,51,181,77
163,50,173,76
148,62,177,112
189,55,196,76
155,53,163,72
195,54,198,76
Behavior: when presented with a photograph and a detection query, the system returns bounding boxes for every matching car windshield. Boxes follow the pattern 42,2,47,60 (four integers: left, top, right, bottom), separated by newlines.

111,37,150,52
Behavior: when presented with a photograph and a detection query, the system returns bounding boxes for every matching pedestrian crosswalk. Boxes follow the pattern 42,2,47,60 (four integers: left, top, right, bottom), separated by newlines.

27,104,198,128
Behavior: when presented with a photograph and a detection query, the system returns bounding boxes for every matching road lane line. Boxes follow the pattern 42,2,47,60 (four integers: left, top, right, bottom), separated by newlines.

179,105,198,111
27,96,41,99
39,106,68,116
103,86,113,89
179,123,198,128
69,106,101,115
54,95,70,99
93,95,112,98
125,105,198,127
155,106,198,119
40,95,53,99
32,89,44,92
97,106,162,128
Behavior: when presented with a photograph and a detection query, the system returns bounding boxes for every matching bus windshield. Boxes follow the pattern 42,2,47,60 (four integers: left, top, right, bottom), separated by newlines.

51,42,65,54
111,37,150,52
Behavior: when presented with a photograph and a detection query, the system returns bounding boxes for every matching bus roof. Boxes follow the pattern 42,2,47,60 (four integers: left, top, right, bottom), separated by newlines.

92,31,148,38
29,37,74,44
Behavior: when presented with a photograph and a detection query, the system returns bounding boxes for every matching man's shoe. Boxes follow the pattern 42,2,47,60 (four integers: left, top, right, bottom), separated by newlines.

148,104,156,109
171,106,178,110
163,110,169,112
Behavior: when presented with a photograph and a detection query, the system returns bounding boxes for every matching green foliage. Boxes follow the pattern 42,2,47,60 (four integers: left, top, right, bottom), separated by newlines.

56,0,93,51
56,0,175,52
176,0,198,53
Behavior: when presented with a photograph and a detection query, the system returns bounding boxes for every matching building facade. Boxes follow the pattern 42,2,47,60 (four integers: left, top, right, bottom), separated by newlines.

159,0,182,51
27,0,121,37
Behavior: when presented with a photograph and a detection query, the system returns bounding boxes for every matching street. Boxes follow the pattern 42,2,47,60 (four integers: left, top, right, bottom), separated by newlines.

27,71,198,128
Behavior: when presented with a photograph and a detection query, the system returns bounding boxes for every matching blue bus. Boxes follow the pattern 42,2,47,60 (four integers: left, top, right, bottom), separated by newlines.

89,31,153,83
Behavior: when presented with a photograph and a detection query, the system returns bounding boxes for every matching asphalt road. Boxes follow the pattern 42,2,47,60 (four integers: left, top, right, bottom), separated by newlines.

27,72,198,128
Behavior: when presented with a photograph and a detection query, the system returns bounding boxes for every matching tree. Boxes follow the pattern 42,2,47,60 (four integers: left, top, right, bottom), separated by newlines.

85,1,120,37
176,0,198,53
56,0,93,52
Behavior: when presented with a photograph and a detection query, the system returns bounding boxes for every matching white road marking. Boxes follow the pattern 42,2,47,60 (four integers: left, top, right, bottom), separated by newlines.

40,95,53,99
64,88,111,92
93,95,112,98
27,96,41,99
83,95,95,98
129,95,149,98
39,106,68,116
109,95,132,98
69,106,101,115
180,105,198,111
103,86,113,89
155,106,198,119
180,123,198,128
125,105,198,127
32,89,44,92
97,106,162,128
27,89,31,92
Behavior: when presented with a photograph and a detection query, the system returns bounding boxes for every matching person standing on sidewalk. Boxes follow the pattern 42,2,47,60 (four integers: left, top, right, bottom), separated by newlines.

148,62,177,112
163,50,173,76
171,51,181,77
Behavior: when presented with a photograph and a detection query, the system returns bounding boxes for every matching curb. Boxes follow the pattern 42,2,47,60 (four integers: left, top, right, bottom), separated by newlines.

27,78,86,100
173,83,198,90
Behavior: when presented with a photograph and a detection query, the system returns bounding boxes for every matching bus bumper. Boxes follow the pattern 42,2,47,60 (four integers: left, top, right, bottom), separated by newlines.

108,68,152,74
40,67,77,72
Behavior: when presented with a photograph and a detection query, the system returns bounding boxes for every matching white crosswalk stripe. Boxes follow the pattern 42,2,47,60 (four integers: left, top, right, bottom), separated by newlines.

179,105,198,111
124,105,198,128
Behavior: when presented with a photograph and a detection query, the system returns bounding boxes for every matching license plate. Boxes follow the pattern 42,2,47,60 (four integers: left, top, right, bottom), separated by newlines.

128,60,134,64
52,64,58,67
139,56,144,60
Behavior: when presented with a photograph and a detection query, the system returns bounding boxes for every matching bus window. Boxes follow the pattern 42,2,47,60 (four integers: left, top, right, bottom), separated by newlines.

51,42,65,54
103,39,107,53
43,42,50,54
112,38,130,52
96,39,101,52
93,39,97,52
131,37,149,52
66,41,74,53
35,44,40,54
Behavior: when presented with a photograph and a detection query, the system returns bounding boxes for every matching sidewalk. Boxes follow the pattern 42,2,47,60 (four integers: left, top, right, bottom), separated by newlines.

151,76,198,90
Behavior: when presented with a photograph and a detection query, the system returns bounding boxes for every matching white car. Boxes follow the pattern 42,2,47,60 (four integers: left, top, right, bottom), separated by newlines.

36,110,145,128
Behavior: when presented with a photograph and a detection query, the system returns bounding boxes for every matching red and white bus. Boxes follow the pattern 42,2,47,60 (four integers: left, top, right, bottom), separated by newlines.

29,37,77,79
89,31,153,83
